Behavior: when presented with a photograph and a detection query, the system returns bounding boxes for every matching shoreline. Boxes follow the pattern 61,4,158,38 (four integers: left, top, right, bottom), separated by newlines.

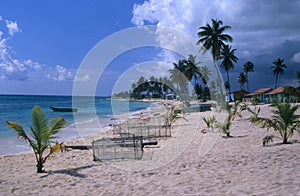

0,99,160,157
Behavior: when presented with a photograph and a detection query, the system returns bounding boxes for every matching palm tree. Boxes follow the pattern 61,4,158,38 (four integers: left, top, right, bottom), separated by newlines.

197,18,233,101
237,72,248,90
250,102,300,144
6,106,67,173
199,65,211,85
219,45,238,93
185,54,201,88
169,60,189,98
197,19,233,61
271,58,287,88
243,61,254,91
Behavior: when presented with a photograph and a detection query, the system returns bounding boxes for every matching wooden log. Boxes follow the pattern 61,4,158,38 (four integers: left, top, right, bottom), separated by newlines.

66,145,91,150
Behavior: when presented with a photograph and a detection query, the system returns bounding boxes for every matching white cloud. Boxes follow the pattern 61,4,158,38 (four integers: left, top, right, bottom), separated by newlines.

5,20,20,36
45,65,73,82
0,48,28,80
75,74,91,82
131,0,192,30
0,17,73,82
24,59,43,71
291,52,300,63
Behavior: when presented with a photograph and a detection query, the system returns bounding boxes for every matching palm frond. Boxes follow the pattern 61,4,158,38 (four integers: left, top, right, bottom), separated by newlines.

6,121,30,142
50,118,67,135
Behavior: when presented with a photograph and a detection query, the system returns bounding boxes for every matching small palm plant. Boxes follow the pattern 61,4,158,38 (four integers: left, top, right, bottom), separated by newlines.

7,105,67,173
165,106,187,127
250,102,300,145
215,113,233,137
201,115,216,133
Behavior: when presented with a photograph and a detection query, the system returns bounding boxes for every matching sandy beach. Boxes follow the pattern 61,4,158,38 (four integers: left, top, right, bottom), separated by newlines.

1,103,300,195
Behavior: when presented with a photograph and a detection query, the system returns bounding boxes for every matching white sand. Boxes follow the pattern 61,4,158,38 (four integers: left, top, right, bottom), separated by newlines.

1,104,300,195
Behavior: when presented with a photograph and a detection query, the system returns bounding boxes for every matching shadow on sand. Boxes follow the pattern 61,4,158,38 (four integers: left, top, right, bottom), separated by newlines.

40,164,95,178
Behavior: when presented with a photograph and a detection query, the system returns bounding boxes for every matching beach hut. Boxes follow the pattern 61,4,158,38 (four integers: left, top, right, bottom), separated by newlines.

245,88,273,103
266,86,290,103
230,90,249,101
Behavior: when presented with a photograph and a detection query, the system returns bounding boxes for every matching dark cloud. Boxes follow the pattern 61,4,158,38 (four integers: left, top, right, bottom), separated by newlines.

132,0,300,91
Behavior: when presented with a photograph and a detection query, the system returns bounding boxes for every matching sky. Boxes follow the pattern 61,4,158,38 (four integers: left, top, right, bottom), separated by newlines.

0,0,300,96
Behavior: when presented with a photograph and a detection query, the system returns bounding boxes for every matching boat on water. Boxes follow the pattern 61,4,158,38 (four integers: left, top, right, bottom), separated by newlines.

50,106,78,112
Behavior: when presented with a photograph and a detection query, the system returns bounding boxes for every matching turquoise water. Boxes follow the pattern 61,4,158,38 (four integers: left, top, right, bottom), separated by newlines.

0,95,152,155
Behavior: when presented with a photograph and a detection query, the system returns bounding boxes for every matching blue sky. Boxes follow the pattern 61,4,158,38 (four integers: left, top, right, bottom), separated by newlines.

1,0,300,96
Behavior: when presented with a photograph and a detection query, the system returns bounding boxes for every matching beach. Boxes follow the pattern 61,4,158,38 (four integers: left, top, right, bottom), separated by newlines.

1,103,300,195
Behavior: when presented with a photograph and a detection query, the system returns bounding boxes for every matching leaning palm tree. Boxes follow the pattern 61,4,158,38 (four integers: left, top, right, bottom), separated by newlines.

271,58,287,88
243,61,254,91
250,102,300,144
197,19,233,101
219,45,238,93
6,106,67,173
237,72,248,90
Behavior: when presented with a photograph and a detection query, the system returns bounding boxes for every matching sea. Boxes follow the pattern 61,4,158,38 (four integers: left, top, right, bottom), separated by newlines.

0,95,154,156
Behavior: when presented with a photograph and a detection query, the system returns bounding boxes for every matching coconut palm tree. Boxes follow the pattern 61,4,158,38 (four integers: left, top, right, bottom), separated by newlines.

250,102,300,144
6,106,67,173
197,19,233,101
219,45,238,93
197,19,233,62
169,60,189,98
243,61,254,91
271,58,287,89
237,72,248,90
185,54,201,88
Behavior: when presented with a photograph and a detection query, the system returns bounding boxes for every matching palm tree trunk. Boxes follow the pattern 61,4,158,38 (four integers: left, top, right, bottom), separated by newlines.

213,59,225,103
226,71,231,93
275,74,278,89
246,73,249,92
37,157,44,173
282,131,288,144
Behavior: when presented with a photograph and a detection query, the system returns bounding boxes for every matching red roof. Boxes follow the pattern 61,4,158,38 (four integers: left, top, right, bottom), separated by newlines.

267,87,286,95
245,88,273,96
254,88,273,94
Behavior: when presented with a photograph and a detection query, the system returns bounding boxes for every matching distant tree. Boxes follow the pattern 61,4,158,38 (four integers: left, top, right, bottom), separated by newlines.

243,61,255,91
194,83,203,99
237,72,248,90
199,65,211,85
219,45,238,93
7,106,67,173
169,59,189,99
294,71,300,85
271,58,287,88
185,54,201,89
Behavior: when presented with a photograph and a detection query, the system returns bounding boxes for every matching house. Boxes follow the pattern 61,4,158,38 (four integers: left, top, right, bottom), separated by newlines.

227,90,249,101
233,90,249,101
245,88,273,103
266,87,290,103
